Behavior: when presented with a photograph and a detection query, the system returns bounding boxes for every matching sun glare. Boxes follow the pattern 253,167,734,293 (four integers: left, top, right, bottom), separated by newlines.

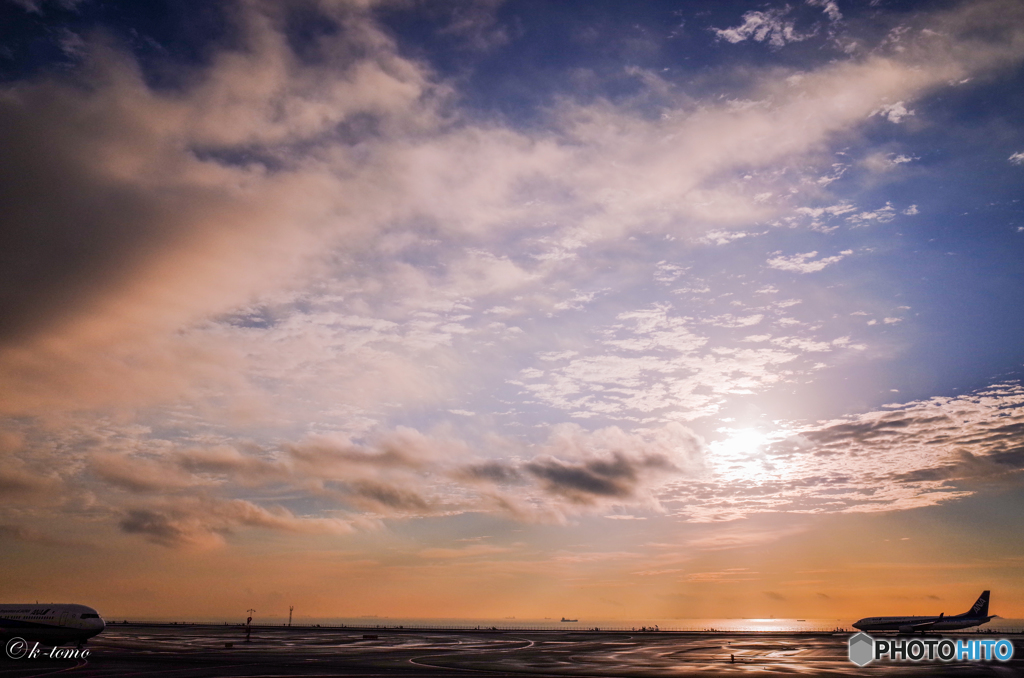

708,428,778,484
712,428,770,457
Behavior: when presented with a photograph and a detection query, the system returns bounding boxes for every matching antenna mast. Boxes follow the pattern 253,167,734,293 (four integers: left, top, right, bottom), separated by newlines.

245,608,255,643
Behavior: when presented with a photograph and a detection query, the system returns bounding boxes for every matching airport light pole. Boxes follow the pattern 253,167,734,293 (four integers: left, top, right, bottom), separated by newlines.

246,609,255,643
289,606,294,627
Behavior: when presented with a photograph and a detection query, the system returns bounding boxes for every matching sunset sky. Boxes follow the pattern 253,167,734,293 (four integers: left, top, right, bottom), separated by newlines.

2,0,1024,622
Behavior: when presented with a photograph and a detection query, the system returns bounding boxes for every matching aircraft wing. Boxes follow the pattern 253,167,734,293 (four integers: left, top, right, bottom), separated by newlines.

908,613,943,630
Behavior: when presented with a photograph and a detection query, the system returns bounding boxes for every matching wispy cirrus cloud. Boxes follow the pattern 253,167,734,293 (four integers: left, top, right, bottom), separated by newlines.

712,7,812,48
767,250,852,273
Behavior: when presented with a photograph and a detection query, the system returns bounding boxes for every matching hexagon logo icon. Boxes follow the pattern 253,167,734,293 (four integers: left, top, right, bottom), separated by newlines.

848,632,874,666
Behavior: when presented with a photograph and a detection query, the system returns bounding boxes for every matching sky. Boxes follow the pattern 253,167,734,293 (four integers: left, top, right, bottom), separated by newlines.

1,0,1024,623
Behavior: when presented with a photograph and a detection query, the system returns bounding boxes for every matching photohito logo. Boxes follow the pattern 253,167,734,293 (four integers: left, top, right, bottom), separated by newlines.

848,632,1014,666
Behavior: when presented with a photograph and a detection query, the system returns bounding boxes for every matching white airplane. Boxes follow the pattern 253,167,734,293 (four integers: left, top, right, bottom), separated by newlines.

0,604,105,647
853,590,994,633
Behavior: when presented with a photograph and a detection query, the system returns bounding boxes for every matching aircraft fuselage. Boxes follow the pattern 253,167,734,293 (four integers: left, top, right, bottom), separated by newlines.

0,604,105,646
853,590,994,634
852,615,993,633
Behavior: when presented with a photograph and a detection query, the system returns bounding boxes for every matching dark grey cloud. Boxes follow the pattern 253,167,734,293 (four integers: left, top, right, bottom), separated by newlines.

891,449,1024,483
454,461,522,484
0,63,234,345
118,496,352,548
525,451,676,505
0,466,61,500
800,413,948,446
119,508,198,548
0,522,58,544
343,479,431,511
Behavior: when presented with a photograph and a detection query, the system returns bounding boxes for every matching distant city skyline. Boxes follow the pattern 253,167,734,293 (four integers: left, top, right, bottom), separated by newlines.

1,0,1023,621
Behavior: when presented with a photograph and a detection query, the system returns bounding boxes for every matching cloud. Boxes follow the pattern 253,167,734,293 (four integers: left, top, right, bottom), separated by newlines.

455,461,523,485
713,8,812,48
454,423,706,517
872,101,915,123
2,0,1024,553
417,544,513,559
666,382,1024,521
5,0,84,13
1010,151,1024,165
3,417,703,545
119,497,354,549
795,203,856,219
708,314,765,328
685,523,807,551
286,429,447,475
341,479,433,512
6,378,1024,543
0,465,62,502
684,568,759,583
0,523,61,544
1,0,1022,426
767,250,852,273
91,453,202,494
807,0,842,22
863,152,918,172
174,446,289,486
698,230,756,246
847,203,896,225
0,2,444,416
517,302,865,421
526,453,669,504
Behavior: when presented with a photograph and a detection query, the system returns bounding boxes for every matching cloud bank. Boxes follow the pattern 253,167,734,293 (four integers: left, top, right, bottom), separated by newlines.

1,0,1024,554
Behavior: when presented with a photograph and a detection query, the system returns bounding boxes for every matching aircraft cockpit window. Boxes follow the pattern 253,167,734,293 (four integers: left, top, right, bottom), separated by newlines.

80,613,100,619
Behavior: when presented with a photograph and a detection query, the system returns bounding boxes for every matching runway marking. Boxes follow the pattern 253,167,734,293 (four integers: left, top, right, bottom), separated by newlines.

408,637,536,673
3,659,88,678
64,662,267,677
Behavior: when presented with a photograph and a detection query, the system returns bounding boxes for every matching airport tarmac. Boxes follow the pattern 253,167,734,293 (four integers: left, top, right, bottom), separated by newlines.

2,625,1021,677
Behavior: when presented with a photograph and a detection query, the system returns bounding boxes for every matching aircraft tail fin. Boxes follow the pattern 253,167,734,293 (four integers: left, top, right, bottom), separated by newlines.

965,591,989,618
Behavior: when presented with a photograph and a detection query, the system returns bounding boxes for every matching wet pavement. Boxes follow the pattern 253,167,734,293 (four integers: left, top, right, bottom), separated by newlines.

2,625,1021,676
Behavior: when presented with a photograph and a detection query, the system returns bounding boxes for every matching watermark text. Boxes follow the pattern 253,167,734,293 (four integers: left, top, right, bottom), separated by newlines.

5,637,91,660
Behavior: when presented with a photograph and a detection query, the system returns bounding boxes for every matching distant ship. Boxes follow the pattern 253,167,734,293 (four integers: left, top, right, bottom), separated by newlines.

561,617,578,622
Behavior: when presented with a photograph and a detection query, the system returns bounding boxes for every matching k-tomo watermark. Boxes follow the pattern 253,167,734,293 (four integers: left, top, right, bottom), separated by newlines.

848,632,1014,667
5,637,91,660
